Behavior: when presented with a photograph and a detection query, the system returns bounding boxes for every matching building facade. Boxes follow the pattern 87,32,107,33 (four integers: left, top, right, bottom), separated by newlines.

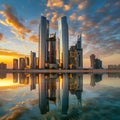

30,51,36,69
39,16,49,69
25,56,29,69
90,54,102,69
13,59,18,70
69,34,83,69
56,38,60,65
58,16,69,69
19,58,25,70
90,54,96,69
0,62,7,69
76,34,83,68
48,33,57,69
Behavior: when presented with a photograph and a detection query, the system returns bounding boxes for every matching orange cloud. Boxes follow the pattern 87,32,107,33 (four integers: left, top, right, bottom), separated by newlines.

51,12,59,23
29,35,39,43
47,0,64,8
0,48,26,57
48,12,63,23
69,13,77,21
78,15,86,21
78,0,88,10
0,4,31,39
63,5,71,11
0,19,8,26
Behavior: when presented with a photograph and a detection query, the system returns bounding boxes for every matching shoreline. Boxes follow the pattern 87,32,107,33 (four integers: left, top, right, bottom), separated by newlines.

0,69,120,73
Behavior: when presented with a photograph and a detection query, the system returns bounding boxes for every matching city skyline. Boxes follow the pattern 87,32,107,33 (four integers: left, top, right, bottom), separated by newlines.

0,0,120,68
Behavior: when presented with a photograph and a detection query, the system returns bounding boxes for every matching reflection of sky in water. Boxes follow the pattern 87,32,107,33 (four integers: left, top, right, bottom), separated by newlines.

0,73,120,120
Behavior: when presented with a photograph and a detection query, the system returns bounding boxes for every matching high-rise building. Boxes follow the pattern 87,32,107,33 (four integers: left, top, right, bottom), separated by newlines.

76,34,83,68
90,54,102,69
56,38,60,64
69,46,77,68
58,16,69,69
94,58,102,69
90,54,96,69
39,16,49,69
69,34,83,69
36,57,39,69
48,33,57,69
13,59,18,70
0,62,7,69
25,56,29,68
19,58,25,70
30,51,36,69
48,33,56,64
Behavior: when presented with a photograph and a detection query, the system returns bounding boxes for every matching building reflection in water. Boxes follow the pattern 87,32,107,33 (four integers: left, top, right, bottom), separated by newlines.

62,74,69,114
30,74,36,90
90,74,102,87
13,73,18,83
19,73,26,84
0,71,7,79
69,74,83,107
38,74,49,114
108,73,120,78
38,73,83,115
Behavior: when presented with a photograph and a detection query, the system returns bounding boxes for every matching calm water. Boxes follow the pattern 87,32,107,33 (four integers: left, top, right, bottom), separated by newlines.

0,72,120,120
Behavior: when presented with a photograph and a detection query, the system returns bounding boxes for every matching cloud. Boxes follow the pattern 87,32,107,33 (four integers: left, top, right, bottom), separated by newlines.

96,3,110,13
51,12,59,23
29,35,39,43
0,19,8,26
69,13,77,21
0,33,3,40
46,11,64,26
0,4,31,39
78,15,86,21
50,22,58,30
63,4,71,11
29,19,39,25
78,0,88,10
47,0,64,8
0,48,26,57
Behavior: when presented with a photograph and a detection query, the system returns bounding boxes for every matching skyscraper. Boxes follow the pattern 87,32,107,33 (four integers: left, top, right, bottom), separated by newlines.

25,56,29,69
56,38,60,64
13,59,18,70
58,16,69,69
48,33,56,68
0,62,7,69
90,54,96,69
30,51,36,69
76,34,83,68
69,34,83,69
39,16,49,69
19,58,25,70
90,54,102,69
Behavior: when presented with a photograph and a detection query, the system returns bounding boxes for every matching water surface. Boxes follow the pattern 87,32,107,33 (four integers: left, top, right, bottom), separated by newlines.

0,72,120,120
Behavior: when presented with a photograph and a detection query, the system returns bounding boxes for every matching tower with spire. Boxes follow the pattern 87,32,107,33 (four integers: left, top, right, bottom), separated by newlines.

76,34,83,68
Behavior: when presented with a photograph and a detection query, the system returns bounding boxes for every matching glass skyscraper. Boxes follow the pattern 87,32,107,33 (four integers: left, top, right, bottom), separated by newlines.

58,16,69,69
39,16,49,69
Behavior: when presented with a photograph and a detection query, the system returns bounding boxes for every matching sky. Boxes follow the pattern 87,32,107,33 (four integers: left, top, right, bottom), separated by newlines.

0,0,120,68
